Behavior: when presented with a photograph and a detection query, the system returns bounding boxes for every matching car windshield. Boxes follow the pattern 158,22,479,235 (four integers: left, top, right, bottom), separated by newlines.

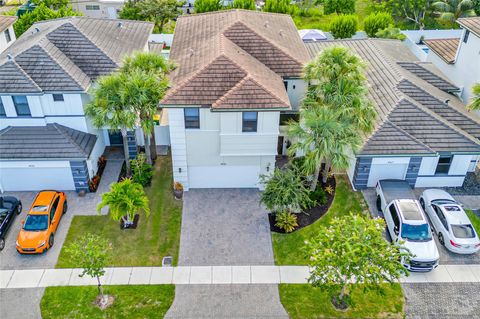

432,199,456,205
23,214,48,231
31,205,48,212
401,223,432,241
451,224,476,239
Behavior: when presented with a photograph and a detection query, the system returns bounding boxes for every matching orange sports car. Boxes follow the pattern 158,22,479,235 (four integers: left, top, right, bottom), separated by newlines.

16,190,67,254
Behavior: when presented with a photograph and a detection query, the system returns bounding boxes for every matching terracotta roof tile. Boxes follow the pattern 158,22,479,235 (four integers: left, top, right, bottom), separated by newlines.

424,38,459,64
457,16,480,38
0,15,16,33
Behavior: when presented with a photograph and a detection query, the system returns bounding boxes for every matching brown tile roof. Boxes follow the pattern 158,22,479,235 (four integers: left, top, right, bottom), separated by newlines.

457,16,480,38
0,15,16,33
423,38,459,64
162,10,309,110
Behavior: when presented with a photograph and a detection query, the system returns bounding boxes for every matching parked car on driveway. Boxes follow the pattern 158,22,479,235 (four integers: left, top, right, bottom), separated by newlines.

376,180,439,272
0,196,22,251
16,191,67,254
420,189,480,254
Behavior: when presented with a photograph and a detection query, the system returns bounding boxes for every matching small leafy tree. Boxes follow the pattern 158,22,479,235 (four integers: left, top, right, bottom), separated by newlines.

385,0,430,29
468,82,480,111
364,12,394,37
65,234,111,298
119,0,146,21
305,214,411,309
232,0,256,9
329,14,358,39
263,0,292,13
131,153,154,186
376,25,407,40
260,167,314,214
137,0,185,32
31,0,69,9
14,3,80,36
474,0,480,14
98,179,150,227
194,0,223,13
323,0,356,14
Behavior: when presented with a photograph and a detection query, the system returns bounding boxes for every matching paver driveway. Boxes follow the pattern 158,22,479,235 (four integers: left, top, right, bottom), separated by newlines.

167,189,288,318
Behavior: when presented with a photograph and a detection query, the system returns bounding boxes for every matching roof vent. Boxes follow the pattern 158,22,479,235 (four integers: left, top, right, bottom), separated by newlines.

117,22,123,28
279,29,284,37
6,53,13,60
32,27,40,34
264,21,269,28
444,99,450,105
188,48,194,57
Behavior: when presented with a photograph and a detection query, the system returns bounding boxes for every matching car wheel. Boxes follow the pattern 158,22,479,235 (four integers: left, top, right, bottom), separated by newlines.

16,203,22,215
438,233,445,246
420,198,425,210
376,195,382,212
48,234,54,249
63,200,68,214
0,238,5,251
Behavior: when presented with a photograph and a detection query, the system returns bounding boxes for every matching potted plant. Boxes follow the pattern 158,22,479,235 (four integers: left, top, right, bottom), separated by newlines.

173,182,183,200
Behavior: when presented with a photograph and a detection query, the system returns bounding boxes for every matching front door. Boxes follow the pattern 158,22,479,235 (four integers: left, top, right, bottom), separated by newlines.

108,130,123,146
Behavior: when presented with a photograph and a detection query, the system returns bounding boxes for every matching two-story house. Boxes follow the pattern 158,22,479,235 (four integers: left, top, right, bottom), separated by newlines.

160,10,309,190
423,17,480,105
0,17,154,192
0,15,17,53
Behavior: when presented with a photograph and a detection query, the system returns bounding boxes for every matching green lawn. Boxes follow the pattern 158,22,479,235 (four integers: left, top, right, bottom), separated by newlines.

41,285,175,319
466,209,480,234
279,284,404,319
271,175,369,265
56,155,182,267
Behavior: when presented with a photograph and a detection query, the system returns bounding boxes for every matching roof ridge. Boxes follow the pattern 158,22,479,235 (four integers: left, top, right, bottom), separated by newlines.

176,9,293,20
225,20,305,69
36,39,88,91
52,123,89,156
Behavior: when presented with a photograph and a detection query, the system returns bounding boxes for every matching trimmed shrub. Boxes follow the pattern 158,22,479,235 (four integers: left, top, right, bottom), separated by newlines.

364,12,394,37
375,25,406,41
275,211,298,233
329,15,358,39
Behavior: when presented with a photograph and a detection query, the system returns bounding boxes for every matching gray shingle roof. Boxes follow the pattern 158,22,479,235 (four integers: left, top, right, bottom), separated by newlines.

304,39,480,156
0,60,42,93
397,62,459,93
0,17,153,93
0,124,97,159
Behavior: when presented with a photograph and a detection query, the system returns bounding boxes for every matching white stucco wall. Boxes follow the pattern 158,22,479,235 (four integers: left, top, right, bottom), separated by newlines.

71,0,124,19
414,154,476,187
285,78,307,111
0,25,16,53
168,108,189,189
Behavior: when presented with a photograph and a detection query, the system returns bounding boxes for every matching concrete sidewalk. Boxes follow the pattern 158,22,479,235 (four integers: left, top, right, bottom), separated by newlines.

1,265,480,289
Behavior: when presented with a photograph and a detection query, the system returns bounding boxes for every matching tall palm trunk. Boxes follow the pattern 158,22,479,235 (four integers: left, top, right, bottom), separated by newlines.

144,130,153,165
310,163,322,191
150,130,158,160
121,128,131,176
323,161,331,184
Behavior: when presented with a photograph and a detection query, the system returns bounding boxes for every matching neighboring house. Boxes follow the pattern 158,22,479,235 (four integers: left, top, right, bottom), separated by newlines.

0,15,17,53
0,17,154,192
422,17,480,104
401,29,462,61
160,10,309,190
306,39,480,189
71,0,124,19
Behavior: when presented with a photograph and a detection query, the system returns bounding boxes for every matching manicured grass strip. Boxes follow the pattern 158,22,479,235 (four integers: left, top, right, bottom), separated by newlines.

56,155,182,267
466,210,480,234
279,283,404,319
271,175,369,265
41,285,174,319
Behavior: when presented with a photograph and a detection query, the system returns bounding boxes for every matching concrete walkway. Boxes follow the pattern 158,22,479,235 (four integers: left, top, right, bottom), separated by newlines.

1,265,480,289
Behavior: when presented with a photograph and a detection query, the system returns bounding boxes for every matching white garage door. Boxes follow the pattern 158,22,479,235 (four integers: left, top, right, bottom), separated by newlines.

189,165,260,188
367,163,408,187
0,161,75,191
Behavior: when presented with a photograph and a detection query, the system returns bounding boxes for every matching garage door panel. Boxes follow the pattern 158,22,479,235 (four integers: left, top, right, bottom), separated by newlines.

189,166,259,188
367,163,408,187
0,165,75,191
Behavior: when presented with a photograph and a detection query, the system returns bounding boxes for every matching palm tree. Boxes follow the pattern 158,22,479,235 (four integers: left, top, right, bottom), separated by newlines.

97,179,150,227
288,106,361,190
432,0,476,24
121,52,173,163
468,82,480,111
85,72,137,175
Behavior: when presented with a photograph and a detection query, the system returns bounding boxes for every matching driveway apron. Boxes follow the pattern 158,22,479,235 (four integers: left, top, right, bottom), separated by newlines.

166,189,288,318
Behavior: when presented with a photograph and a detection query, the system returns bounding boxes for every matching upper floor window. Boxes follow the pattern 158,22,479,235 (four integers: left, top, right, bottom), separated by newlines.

4,29,11,43
463,30,470,43
242,111,257,133
86,4,100,10
52,94,64,102
12,95,30,116
0,98,5,116
435,156,452,175
184,108,200,129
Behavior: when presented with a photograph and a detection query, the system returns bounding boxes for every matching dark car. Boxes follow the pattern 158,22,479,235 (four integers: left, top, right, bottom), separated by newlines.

0,196,22,251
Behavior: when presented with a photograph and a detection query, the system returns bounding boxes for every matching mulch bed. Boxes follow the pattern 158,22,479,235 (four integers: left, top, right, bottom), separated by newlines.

269,176,336,234
120,214,140,229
